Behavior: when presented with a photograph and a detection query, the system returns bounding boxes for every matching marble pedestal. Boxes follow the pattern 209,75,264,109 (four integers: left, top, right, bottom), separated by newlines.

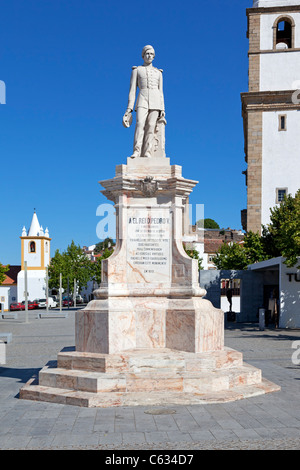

20,156,280,406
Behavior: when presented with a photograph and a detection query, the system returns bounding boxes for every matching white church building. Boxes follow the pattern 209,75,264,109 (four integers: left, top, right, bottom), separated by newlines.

17,211,51,302
241,0,300,233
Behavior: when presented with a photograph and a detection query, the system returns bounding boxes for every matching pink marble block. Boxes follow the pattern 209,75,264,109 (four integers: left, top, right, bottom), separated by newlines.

76,300,136,354
165,298,224,353
75,296,224,355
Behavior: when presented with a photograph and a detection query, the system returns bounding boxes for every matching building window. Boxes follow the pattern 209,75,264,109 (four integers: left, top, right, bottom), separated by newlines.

29,241,36,253
273,16,295,50
45,242,48,253
279,114,287,131
276,188,288,204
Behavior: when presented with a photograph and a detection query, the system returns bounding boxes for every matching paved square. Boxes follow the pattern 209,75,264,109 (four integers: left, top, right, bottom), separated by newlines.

1,312,300,449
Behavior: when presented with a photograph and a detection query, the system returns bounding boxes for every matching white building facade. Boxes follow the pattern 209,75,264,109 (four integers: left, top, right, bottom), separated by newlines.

0,266,20,311
241,0,300,233
17,211,51,302
248,256,300,328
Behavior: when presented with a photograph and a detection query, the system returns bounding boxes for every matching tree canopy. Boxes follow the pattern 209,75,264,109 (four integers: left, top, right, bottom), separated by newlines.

212,242,248,270
94,238,115,254
48,241,94,292
213,190,300,269
183,245,203,271
48,241,115,293
92,247,114,285
196,218,220,229
262,189,300,268
0,263,9,286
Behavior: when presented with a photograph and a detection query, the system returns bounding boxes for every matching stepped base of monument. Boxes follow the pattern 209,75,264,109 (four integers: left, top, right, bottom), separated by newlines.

19,347,280,407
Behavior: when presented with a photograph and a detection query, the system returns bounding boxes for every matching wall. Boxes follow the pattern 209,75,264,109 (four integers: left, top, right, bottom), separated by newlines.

259,11,300,90
24,240,42,268
261,109,300,225
199,270,264,322
17,270,47,302
280,260,300,328
0,286,18,311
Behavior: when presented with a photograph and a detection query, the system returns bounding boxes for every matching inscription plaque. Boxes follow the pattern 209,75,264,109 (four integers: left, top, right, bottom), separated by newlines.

126,208,171,283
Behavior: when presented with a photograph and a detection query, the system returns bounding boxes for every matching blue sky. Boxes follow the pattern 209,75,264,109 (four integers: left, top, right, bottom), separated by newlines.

1,0,251,265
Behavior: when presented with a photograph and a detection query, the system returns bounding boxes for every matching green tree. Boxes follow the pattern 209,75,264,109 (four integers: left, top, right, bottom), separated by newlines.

48,241,94,292
213,232,270,270
196,218,220,229
94,238,115,254
243,231,268,265
262,189,300,267
91,247,114,285
183,246,203,271
213,242,248,270
0,263,9,285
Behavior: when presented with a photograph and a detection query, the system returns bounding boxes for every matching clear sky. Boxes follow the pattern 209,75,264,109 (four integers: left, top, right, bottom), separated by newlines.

1,0,252,265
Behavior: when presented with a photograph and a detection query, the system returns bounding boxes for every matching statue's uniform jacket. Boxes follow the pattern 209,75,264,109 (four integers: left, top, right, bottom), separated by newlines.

127,65,165,112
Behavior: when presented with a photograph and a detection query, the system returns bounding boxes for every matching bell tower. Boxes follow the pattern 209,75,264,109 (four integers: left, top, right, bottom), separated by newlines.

17,211,51,301
241,0,300,233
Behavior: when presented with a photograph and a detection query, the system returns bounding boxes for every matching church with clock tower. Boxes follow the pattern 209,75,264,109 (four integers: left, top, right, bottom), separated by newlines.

241,0,300,233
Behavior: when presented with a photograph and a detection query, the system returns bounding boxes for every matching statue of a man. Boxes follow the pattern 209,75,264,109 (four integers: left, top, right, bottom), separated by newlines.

123,45,165,159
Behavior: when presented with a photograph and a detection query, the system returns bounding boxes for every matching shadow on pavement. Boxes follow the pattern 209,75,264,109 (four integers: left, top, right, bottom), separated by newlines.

225,322,300,341
0,360,57,385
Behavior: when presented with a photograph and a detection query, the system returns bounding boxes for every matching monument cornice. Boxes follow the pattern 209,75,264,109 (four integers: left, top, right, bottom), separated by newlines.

99,173,199,201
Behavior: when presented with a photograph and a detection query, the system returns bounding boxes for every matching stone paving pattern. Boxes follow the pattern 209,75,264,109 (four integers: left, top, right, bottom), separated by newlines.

1,311,300,450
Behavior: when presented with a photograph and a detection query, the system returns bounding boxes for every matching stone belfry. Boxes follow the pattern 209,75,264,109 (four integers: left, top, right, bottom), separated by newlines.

241,0,300,234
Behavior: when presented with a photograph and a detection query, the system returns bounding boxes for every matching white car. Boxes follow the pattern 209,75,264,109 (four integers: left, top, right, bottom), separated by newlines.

48,297,57,309
37,299,47,309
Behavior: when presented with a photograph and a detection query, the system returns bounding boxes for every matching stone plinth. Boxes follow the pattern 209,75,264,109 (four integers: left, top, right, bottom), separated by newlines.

20,347,280,407
19,155,280,407
75,297,224,354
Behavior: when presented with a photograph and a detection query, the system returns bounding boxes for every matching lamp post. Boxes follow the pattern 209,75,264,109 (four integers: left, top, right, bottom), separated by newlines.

46,267,49,313
24,261,28,323
59,273,62,313
74,278,77,308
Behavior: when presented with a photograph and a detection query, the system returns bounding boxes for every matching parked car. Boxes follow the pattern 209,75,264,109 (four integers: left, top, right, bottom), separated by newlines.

47,297,57,309
30,300,39,309
62,297,74,307
21,301,35,310
10,302,23,311
76,295,83,304
37,299,47,309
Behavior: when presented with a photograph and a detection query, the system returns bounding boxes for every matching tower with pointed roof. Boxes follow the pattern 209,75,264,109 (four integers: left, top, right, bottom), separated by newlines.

17,211,51,301
241,0,300,233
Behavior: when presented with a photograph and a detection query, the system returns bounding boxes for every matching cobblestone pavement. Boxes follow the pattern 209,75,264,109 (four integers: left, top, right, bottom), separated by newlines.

1,312,300,450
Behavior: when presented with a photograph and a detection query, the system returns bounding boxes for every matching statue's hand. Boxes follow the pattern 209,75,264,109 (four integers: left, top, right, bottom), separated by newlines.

122,109,133,128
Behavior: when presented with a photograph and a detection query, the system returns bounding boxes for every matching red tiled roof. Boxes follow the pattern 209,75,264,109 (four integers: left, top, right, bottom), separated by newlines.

204,240,224,253
2,265,21,285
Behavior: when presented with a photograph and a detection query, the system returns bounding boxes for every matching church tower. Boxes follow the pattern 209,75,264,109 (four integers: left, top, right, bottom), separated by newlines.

241,0,300,233
17,211,51,301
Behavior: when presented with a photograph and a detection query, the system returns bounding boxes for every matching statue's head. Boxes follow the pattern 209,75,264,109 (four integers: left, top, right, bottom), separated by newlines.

142,45,155,59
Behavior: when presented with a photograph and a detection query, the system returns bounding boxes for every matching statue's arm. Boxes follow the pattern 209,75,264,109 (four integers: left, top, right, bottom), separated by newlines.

126,67,138,112
159,69,165,115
